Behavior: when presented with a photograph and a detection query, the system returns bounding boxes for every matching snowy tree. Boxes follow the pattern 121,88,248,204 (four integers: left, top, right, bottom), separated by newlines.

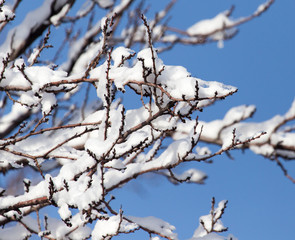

0,0,294,239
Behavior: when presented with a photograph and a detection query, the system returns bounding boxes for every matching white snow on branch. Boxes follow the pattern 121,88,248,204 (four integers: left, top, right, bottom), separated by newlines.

128,216,178,240
111,46,135,67
50,3,71,26
190,200,233,240
92,214,121,240
92,214,138,239
174,100,295,159
171,168,207,184
187,11,234,36
95,0,114,9
90,47,237,105
45,215,91,239
0,0,68,56
0,3,14,22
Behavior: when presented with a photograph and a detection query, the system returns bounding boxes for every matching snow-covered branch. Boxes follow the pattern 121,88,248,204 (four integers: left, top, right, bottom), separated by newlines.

174,102,295,160
0,0,291,239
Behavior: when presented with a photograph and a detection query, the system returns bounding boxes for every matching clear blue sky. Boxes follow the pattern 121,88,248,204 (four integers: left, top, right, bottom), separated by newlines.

1,1,295,239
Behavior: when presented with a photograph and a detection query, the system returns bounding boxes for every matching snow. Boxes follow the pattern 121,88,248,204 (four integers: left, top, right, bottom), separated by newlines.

173,168,207,183
58,203,72,220
195,146,211,156
104,48,236,106
285,98,295,119
250,144,274,156
93,215,138,239
191,232,232,240
186,10,237,48
77,1,93,17
85,136,116,159
0,0,287,239
61,16,105,72
0,103,30,135
0,3,14,22
271,132,295,148
0,180,48,212
255,1,271,14
128,216,178,239
0,0,69,55
14,58,25,68
220,115,283,145
90,62,110,106
190,200,230,240
137,48,163,69
152,25,165,39
187,11,234,36
0,41,277,240
41,92,56,114
111,46,134,67
215,200,227,218
96,0,114,8
57,152,96,182
92,215,121,239
27,66,68,90
100,16,108,31
70,45,104,76
50,3,71,26
46,215,91,239
276,149,295,159
28,48,39,64
0,11,285,238
162,34,178,42
223,105,256,125
0,61,68,91
173,102,295,157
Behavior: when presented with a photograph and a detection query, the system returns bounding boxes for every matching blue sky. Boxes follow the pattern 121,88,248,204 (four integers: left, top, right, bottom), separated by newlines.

1,0,295,239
